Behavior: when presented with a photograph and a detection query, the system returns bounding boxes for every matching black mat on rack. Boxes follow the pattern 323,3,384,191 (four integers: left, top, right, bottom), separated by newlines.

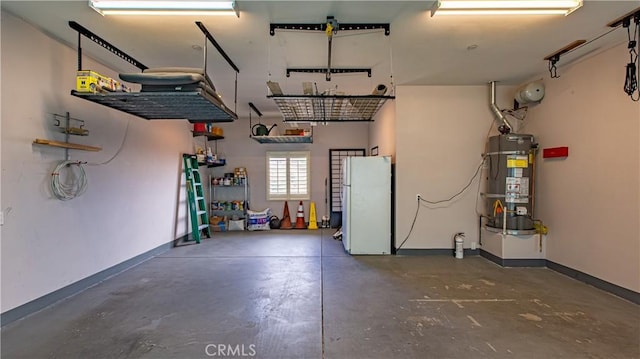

142,67,217,92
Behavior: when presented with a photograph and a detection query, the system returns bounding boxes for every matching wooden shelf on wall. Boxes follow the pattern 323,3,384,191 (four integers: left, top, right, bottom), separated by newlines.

198,161,226,168
192,131,224,141
33,138,102,152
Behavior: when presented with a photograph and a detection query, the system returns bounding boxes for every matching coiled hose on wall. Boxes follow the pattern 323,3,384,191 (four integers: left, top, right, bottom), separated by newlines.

50,160,87,201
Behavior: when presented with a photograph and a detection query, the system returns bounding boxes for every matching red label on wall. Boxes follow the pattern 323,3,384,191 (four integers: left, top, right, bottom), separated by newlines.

543,147,569,158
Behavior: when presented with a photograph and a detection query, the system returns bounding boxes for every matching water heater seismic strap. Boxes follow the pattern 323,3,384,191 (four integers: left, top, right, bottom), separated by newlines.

484,194,531,199
484,194,507,198
485,151,529,156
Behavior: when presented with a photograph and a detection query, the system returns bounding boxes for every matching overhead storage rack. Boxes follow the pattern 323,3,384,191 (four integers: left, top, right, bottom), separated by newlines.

267,17,394,121
71,90,236,122
268,94,394,122
270,16,390,81
68,21,238,123
247,102,313,143
251,134,313,144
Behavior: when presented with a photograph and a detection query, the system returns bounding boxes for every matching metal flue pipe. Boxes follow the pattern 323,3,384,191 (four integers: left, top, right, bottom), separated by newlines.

489,81,512,132
327,34,333,81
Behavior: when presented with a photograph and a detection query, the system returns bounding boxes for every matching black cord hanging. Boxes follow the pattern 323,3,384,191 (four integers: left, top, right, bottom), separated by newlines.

544,40,586,79
548,55,560,78
623,15,639,101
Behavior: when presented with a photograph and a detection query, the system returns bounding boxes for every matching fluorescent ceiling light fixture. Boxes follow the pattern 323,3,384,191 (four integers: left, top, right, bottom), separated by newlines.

431,0,583,16
89,0,239,16
435,9,570,16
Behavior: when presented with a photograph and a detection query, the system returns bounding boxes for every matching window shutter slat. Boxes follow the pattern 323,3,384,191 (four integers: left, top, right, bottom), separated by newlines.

267,151,310,200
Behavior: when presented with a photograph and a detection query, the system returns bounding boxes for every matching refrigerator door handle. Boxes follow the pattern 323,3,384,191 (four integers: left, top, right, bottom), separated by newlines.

340,184,349,202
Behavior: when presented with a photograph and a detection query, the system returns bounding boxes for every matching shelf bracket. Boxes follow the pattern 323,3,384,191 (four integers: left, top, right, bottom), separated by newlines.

286,68,371,78
543,40,586,78
606,7,640,28
248,102,263,117
270,16,389,81
196,21,240,113
248,102,263,139
69,21,148,71
270,22,390,36
196,21,240,73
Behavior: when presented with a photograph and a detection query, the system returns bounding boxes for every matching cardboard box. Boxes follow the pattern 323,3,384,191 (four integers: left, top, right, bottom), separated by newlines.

211,222,226,232
285,129,304,135
76,70,111,93
210,216,227,232
76,70,130,93
211,126,224,136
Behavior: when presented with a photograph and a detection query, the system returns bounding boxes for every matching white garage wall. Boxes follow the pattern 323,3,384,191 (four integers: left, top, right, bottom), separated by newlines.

1,11,192,313
393,44,639,293
369,100,396,161
394,84,514,250
200,118,370,221
525,43,640,292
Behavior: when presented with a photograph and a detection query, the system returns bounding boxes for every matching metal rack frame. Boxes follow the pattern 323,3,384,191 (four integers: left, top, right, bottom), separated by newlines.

270,17,390,81
192,131,226,167
33,112,101,157
251,132,313,144
248,102,314,143
71,90,236,122
209,175,250,221
68,21,239,122
267,94,394,122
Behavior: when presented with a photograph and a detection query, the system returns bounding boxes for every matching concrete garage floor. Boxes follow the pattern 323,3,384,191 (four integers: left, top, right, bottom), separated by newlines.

2,230,638,358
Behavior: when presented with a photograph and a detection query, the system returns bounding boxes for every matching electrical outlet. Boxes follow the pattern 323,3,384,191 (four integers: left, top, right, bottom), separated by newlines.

416,194,421,201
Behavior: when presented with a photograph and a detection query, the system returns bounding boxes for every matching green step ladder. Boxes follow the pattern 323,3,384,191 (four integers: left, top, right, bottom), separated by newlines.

183,154,210,244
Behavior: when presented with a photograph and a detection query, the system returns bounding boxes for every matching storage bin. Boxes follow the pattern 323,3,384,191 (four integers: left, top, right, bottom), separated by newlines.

228,219,245,231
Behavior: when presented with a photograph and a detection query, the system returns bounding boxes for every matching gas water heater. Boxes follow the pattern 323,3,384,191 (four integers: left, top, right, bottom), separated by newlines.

484,134,538,234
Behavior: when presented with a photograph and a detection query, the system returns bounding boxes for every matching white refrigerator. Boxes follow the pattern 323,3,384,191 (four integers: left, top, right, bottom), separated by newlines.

341,156,391,255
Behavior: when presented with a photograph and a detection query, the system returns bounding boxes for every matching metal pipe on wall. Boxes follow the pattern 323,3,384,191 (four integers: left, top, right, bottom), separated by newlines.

489,81,512,132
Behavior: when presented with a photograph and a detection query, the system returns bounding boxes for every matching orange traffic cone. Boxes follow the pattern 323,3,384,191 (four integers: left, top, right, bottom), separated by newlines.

280,202,292,229
294,201,307,229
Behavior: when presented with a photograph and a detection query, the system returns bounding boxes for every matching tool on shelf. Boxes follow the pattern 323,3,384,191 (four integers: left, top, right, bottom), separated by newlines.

183,154,211,244
33,112,101,159
32,112,100,201
248,102,314,143
192,124,226,167
53,113,89,136
252,123,277,136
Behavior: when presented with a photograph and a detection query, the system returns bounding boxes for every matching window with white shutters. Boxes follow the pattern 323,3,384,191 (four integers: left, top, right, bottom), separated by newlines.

266,151,310,200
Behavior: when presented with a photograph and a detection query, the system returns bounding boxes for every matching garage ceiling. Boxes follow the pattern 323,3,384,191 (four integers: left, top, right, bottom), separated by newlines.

2,1,637,118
